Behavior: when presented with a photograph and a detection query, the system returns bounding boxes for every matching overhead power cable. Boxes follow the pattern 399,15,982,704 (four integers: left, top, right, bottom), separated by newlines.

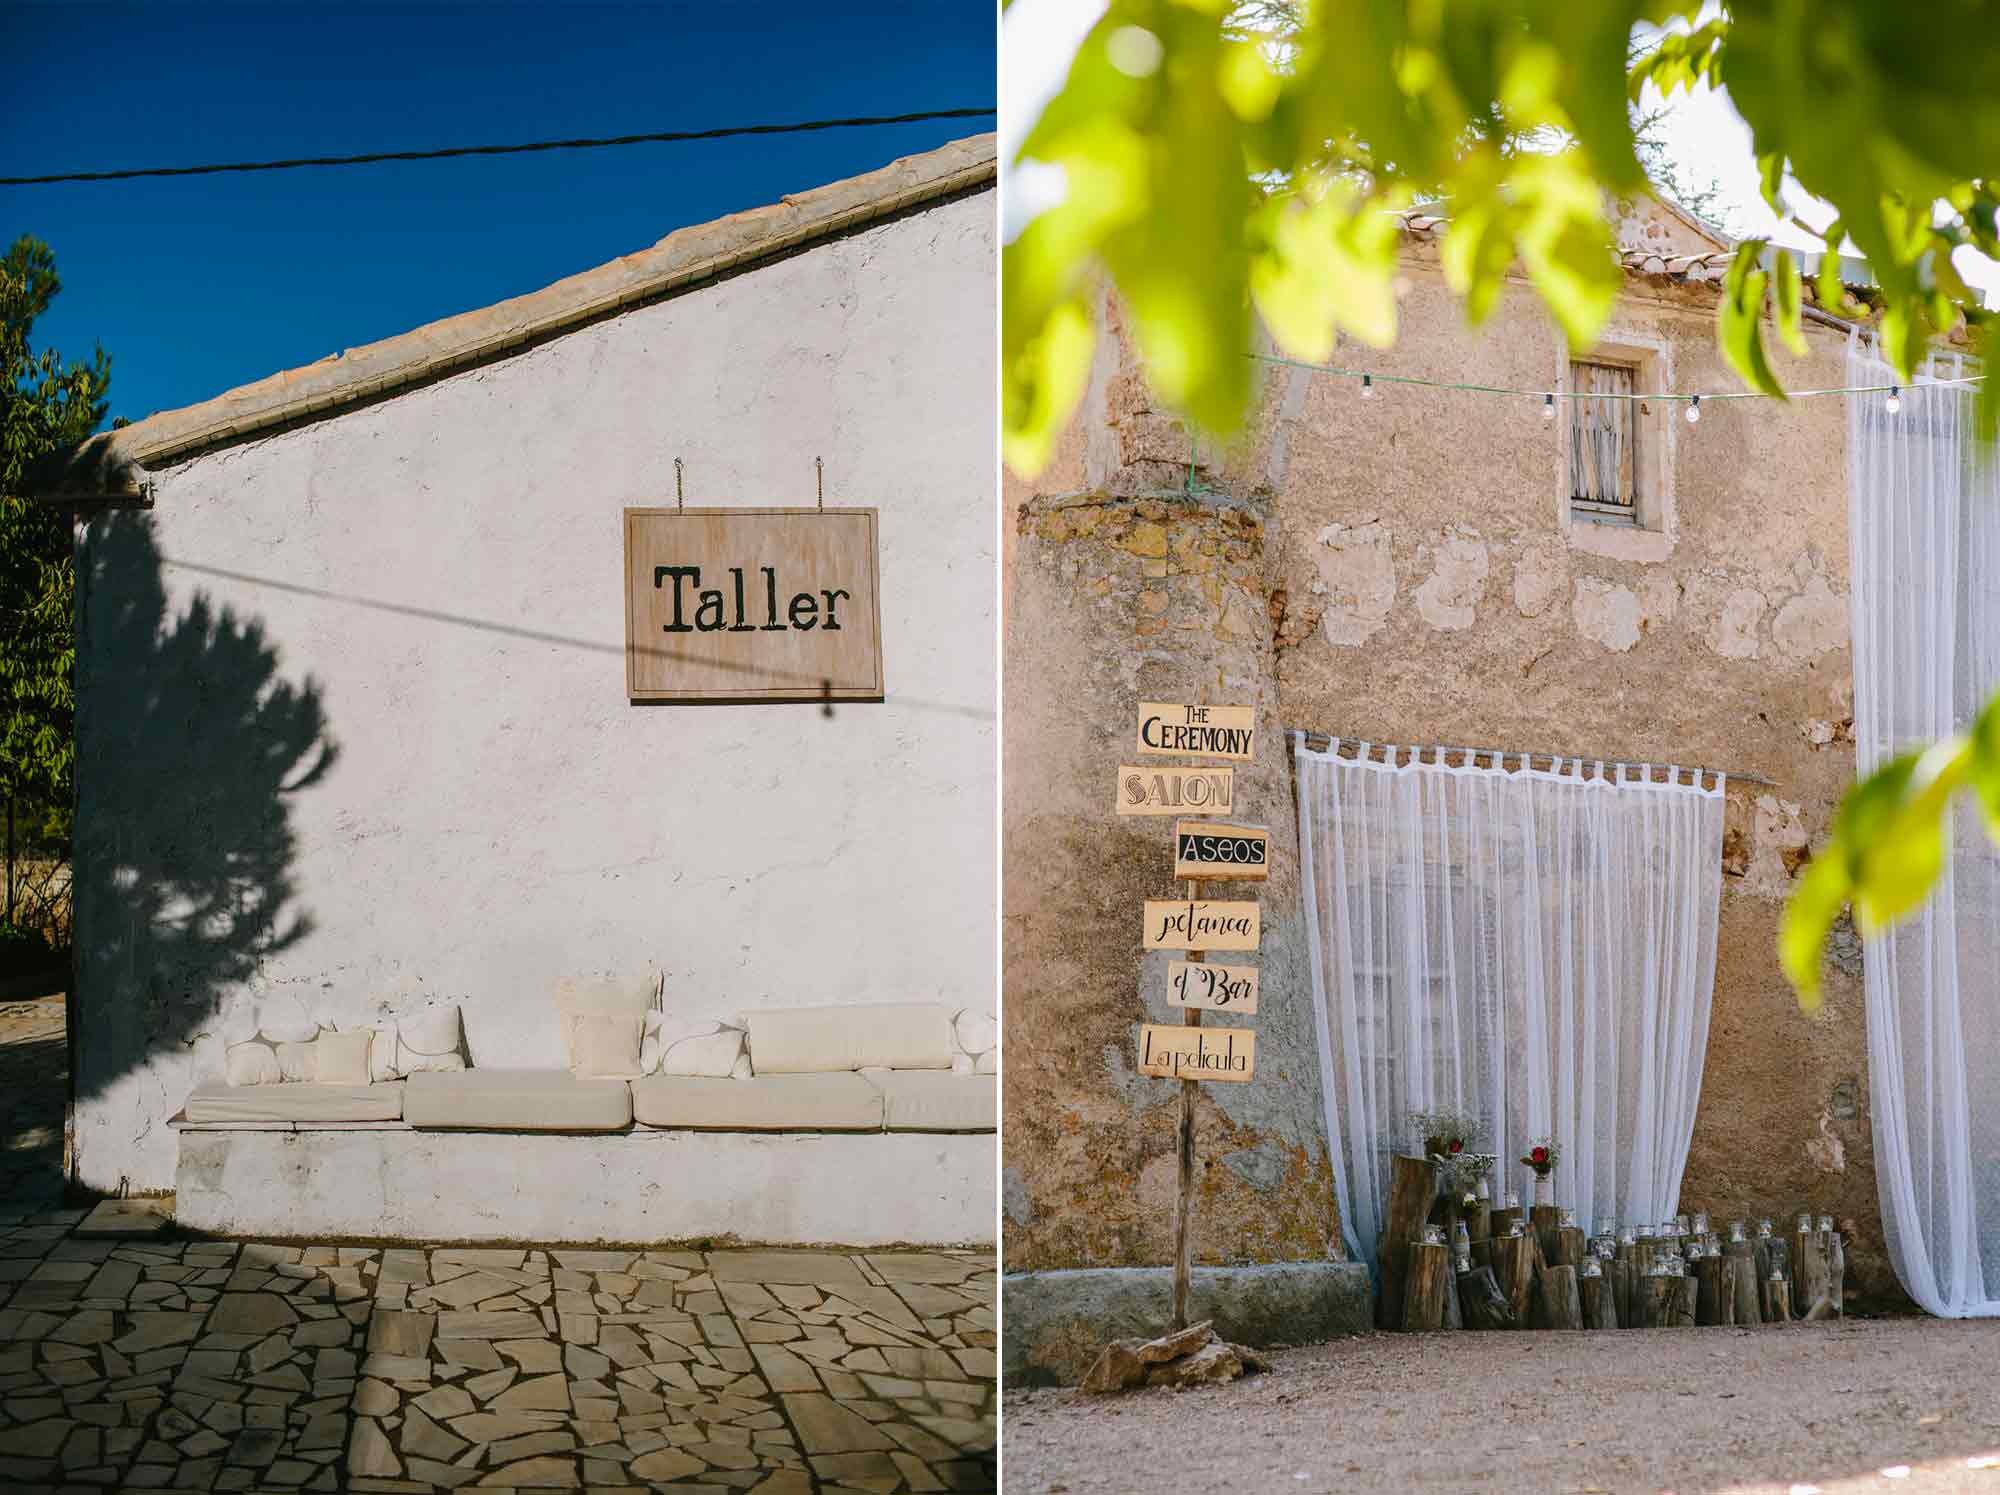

0,107,997,187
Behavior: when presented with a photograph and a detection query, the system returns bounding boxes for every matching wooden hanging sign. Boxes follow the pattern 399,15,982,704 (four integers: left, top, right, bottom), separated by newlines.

624,507,883,703
1141,899,1260,951
1165,960,1259,1013
1114,765,1235,816
1137,1023,1257,1082
1137,703,1255,761
1173,820,1270,881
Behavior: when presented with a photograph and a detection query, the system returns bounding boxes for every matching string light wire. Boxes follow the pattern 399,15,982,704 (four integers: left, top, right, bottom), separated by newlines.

1250,351,1984,405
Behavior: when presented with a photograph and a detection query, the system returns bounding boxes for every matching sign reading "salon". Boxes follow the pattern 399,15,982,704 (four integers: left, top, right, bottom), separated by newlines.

1114,766,1234,817
624,507,883,703
1137,702,1255,761
1137,1023,1257,1082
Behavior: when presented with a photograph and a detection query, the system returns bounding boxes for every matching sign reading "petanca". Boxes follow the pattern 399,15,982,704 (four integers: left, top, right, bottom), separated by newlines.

1141,899,1261,951
624,507,883,703
1137,702,1255,761
1173,819,1270,881
1114,766,1234,817
1136,1023,1257,1082
1166,960,1259,1013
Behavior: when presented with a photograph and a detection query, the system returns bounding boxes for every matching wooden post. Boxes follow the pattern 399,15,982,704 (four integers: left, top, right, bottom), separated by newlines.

1726,1241,1762,1327
1671,1275,1699,1328
1580,1271,1616,1329
1550,1226,1587,1267
1458,1267,1516,1330
1492,1232,1536,1327
1536,1266,1584,1330
1530,1203,1562,1264
1465,1196,1492,1247
1376,1154,1438,1330
1402,1242,1450,1331
1695,1255,1731,1326
1767,1276,1792,1323
1828,1232,1845,1319
1791,1228,1828,1322
1171,883,1203,1331
1612,1243,1635,1328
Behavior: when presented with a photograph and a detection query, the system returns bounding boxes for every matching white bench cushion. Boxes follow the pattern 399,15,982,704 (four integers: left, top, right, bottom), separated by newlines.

404,1069,631,1131
744,1003,956,1074
860,1071,996,1132
185,1081,404,1124
631,1073,883,1131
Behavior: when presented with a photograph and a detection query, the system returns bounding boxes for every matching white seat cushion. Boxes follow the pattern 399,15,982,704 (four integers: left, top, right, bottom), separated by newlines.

630,1073,883,1131
859,1071,996,1132
404,1069,631,1131
744,1003,956,1074
185,1081,404,1125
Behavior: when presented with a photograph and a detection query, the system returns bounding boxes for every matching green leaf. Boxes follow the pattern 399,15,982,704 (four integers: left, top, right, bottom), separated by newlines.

1772,249,1807,357
1780,849,1850,1012
1718,241,1784,398
1001,295,1098,479
1966,689,2000,839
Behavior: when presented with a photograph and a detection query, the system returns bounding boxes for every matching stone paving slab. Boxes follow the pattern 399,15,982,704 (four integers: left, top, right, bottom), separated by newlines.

0,1209,996,1493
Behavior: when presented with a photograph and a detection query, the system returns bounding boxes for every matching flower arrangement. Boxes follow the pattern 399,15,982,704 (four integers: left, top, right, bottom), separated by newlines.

1519,1138,1559,1176
1409,1108,1482,1162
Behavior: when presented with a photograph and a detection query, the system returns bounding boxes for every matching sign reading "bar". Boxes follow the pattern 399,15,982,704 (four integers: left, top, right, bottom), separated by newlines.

1137,703,1255,761
1141,900,1260,951
1137,1024,1257,1082
1173,820,1270,881
1166,961,1259,1013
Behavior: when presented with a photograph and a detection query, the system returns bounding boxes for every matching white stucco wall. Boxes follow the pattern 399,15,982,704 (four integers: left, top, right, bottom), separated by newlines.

73,188,996,1192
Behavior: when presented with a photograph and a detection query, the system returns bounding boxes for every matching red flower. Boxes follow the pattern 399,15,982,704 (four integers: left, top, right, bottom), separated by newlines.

1531,1146,1549,1164
1447,1140,1463,1154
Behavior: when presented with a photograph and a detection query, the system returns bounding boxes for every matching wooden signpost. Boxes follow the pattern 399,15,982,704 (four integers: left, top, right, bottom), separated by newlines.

624,507,884,703
1113,703,1263,1331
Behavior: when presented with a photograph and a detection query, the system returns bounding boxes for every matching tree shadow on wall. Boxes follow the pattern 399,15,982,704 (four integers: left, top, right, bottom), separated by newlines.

71,511,336,1112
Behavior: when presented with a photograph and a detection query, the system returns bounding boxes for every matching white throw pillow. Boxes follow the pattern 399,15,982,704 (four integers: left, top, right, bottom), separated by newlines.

275,1040,319,1083
657,1026,747,1079
224,1040,282,1087
555,972,660,1067
572,1013,645,1078
314,1030,372,1085
368,1025,401,1083
952,1007,998,1059
730,1051,753,1081
395,1004,465,1075
255,998,320,1046
975,1048,998,1075
744,1003,956,1073
951,1054,974,1075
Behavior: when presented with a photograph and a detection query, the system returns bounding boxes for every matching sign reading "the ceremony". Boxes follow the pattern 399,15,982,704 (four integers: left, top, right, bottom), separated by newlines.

1136,1023,1257,1082
1172,819,1270,881
1166,960,1260,1013
1141,899,1261,951
1136,702,1255,761
624,507,883,703
1114,766,1235,816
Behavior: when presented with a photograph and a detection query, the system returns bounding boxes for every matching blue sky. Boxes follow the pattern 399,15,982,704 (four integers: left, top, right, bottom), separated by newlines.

1,2,995,427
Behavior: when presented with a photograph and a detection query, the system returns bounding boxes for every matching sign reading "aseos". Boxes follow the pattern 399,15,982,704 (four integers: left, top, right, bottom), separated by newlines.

1172,820,1269,881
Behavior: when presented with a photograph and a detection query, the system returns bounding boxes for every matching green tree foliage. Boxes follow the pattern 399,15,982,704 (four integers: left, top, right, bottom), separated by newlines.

1,237,110,814
1003,0,1998,1005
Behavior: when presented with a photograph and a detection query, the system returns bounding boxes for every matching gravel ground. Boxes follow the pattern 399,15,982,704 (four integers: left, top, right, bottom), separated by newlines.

1003,1319,2000,1495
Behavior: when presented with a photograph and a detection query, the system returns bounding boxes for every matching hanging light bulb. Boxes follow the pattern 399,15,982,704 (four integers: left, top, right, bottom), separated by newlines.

1542,393,1556,421
1886,385,1902,414
1685,394,1702,424
1361,373,1375,400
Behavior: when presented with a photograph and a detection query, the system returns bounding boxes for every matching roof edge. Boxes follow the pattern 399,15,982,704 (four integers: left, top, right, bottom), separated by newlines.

28,133,995,496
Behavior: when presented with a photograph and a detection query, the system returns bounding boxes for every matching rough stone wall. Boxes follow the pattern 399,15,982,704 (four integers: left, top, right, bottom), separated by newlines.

72,190,996,1193
1005,261,1893,1301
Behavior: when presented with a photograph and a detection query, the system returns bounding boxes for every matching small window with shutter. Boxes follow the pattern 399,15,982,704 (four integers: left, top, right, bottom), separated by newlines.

1569,360,1640,521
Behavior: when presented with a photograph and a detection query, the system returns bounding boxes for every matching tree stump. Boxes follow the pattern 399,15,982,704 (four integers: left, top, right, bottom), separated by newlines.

1492,1233,1536,1327
1639,1274,1674,1328
1580,1272,1616,1329
1726,1241,1762,1327
1443,1261,1463,1330
1529,1204,1562,1262
1695,1255,1731,1326
1550,1226,1587,1267
1376,1155,1437,1329
1457,1267,1516,1330
1401,1242,1451,1332
1536,1266,1583,1330
1766,1277,1792,1323
1791,1230,1829,1322
1828,1232,1845,1319
1671,1275,1699,1328
1612,1247,1636,1328
1489,1206,1524,1242
1465,1198,1492,1245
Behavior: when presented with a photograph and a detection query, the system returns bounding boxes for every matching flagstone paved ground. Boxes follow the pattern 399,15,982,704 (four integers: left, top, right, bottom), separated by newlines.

0,994,997,1493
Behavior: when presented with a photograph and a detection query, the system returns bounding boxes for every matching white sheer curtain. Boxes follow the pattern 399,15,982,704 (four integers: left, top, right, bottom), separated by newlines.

1847,333,2000,1317
1292,739,1725,1265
